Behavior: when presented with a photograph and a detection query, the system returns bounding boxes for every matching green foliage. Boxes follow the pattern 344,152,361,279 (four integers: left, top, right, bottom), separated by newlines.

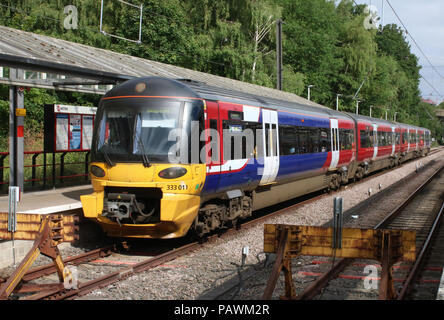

0,0,439,138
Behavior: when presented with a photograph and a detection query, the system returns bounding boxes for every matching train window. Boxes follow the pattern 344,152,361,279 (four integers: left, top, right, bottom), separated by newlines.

280,125,332,155
224,135,243,161
280,126,297,155
271,124,277,157
309,128,319,153
332,129,337,151
339,129,353,150
378,131,386,146
228,111,243,121
395,132,400,145
298,128,309,154
222,121,254,161
265,123,270,157
360,130,372,148
320,128,331,152
208,119,219,162
254,123,263,158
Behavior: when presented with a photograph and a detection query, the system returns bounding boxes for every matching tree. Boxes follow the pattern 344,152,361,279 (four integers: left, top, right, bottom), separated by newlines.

376,24,421,113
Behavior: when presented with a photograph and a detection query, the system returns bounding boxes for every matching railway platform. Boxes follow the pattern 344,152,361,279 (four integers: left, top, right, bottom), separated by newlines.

0,185,91,214
0,185,91,268
438,272,444,300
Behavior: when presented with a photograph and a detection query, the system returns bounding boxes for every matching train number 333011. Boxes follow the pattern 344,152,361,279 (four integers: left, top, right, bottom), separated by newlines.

166,184,188,190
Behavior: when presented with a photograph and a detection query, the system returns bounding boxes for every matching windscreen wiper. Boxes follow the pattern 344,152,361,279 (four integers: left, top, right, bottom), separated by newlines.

136,135,151,168
134,114,151,168
102,148,115,167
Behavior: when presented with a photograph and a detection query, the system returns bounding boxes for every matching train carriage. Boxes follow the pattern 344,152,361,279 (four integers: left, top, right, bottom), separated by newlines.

81,77,430,239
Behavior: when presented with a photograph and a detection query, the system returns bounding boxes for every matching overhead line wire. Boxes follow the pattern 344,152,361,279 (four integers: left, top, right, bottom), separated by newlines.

383,0,444,98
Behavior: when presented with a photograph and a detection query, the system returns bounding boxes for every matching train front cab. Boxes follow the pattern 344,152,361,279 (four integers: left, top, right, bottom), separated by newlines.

81,80,209,239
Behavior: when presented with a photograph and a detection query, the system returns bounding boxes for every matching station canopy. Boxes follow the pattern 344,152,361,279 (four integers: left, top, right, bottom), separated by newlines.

0,25,325,108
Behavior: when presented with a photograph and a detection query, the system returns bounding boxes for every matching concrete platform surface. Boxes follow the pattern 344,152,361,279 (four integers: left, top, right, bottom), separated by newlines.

437,271,444,300
0,185,93,214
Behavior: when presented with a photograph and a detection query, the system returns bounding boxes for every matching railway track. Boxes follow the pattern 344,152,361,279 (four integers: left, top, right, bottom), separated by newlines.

296,160,444,300
1,148,442,300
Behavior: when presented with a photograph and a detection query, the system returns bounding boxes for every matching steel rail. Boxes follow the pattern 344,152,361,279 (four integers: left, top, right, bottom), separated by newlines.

21,245,115,282
296,163,444,300
27,242,200,300
397,201,444,299
374,165,444,229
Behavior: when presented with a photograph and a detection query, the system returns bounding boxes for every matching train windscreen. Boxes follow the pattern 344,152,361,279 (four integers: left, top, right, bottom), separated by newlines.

92,98,203,164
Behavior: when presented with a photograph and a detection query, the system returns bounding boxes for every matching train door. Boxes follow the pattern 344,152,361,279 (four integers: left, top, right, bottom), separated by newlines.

391,127,396,156
372,124,378,160
203,100,221,194
330,119,339,169
216,102,256,192
415,129,418,150
407,128,410,152
259,109,279,185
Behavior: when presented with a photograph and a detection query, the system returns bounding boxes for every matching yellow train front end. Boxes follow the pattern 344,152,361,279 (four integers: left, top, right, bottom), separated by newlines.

81,162,206,238
80,77,207,239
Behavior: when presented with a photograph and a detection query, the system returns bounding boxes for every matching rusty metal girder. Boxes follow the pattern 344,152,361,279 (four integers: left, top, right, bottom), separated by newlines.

263,224,416,300
0,214,78,299
264,224,416,262
0,213,78,242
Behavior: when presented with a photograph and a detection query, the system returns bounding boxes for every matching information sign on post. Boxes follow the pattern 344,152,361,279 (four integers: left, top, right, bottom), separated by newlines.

44,104,97,152
8,186,20,232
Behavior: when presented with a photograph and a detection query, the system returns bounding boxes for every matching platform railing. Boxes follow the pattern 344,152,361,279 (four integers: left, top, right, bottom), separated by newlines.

0,150,90,193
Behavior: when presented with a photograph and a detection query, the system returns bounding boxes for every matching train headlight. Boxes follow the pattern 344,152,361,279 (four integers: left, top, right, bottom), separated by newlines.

90,165,106,178
158,167,187,179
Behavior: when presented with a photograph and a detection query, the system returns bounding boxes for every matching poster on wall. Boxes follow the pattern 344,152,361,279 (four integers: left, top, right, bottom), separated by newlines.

69,114,82,150
44,104,97,153
56,114,69,151
82,115,94,150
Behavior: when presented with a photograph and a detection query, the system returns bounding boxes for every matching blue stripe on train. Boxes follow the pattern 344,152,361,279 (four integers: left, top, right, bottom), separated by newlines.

278,111,330,127
277,153,328,181
201,110,332,196
202,153,328,196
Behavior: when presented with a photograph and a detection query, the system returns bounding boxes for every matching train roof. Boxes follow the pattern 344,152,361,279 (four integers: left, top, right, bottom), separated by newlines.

345,112,396,127
104,77,349,120
346,112,429,132
180,78,350,120
104,77,430,131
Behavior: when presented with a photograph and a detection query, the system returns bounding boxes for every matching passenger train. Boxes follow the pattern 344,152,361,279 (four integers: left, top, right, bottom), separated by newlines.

80,77,431,238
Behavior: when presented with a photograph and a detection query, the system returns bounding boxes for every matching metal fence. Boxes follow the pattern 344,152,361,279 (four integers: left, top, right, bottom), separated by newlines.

0,150,90,193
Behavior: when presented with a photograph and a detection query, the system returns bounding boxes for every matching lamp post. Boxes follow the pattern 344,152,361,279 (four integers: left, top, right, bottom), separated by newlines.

385,108,390,120
336,94,342,111
394,112,398,122
355,99,362,115
308,85,314,101
370,105,373,118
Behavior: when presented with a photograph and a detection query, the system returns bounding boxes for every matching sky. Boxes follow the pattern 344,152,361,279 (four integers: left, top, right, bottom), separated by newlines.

353,0,444,105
